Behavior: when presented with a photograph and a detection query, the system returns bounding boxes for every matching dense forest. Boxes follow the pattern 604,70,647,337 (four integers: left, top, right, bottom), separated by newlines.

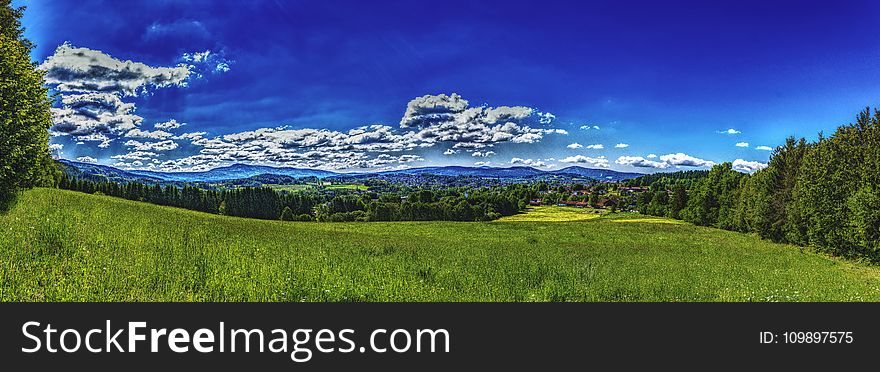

58,174,535,222
633,108,880,262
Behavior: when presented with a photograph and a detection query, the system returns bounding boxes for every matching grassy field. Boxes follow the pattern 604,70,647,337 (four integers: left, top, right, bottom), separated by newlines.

1,188,879,302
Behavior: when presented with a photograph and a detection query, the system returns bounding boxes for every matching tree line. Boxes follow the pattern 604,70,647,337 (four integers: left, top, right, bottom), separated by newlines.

635,108,880,261
58,173,535,222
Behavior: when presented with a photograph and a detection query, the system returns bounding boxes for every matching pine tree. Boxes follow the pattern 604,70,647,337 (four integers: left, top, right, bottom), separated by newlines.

0,1,54,211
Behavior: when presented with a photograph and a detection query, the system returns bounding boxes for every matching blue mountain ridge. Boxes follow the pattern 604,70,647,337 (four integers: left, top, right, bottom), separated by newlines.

58,160,643,183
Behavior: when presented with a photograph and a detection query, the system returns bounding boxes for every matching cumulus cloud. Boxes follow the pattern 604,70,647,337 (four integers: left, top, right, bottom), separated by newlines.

39,43,191,96
560,155,611,168
718,128,741,135
616,153,715,169
755,145,773,151
510,157,549,168
174,132,207,142
49,143,64,151
538,112,556,124
111,151,160,161
49,92,142,137
61,90,567,171
154,119,183,130
399,93,563,147
732,159,768,173
614,143,629,148
566,143,583,149
76,156,98,163
735,142,749,147
474,161,491,166
125,128,174,140
579,125,600,130
124,139,179,152
615,156,669,169
181,49,233,77
646,154,657,158
585,144,604,150
75,132,114,148
659,153,715,167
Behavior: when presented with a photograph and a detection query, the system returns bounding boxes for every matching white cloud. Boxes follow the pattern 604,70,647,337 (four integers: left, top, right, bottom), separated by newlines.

732,159,768,173
443,149,458,155
615,156,669,169
49,143,64,151
125,128,174,140
585,144,604,150
735,142,749,147
614,143,629,148
154,119,183,130
659,153,715,167
474,161,491,166
76,156,98,163
566,143,583,149
49,92,142,137
718,128,741,135
75,132,114,148
560,155,610,168
472,151,495,157
111,151,160,161
646,154,657,158
755,145,773,151
181,49,233,77
579,125,600,130
174,132,206,142
124,139,179,152
616,152,715,169
510,157,548,168
39,43,190,96
399,93,564,147
538,112,556,124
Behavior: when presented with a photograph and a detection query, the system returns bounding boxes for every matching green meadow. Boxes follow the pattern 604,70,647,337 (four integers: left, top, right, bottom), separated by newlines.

1,188,879,302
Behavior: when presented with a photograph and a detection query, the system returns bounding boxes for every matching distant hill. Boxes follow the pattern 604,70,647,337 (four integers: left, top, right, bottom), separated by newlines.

59,159,164,183
377,165,547,178
550,166,643,181
59,160,644,183
127,163,338,182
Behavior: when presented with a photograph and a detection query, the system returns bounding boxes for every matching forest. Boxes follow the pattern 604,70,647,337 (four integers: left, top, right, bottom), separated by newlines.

57,174,535,222
631,108,880,262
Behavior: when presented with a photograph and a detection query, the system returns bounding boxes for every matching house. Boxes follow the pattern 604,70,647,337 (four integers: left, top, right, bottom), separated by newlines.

596,198,618,208
529,199,543,206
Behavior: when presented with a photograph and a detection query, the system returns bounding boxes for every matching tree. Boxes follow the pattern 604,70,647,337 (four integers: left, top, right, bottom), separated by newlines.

0,2,54,211
667,185,688,220
279,206,295,221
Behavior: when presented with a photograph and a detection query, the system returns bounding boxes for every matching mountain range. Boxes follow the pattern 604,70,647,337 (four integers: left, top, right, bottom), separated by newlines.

58,160,643,183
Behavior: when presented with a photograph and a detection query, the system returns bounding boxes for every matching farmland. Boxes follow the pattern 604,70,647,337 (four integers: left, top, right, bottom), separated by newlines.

1,188,879,301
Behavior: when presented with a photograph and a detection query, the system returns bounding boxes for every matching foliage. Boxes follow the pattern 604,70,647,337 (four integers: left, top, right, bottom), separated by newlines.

634,107,880,262
0,1,54,211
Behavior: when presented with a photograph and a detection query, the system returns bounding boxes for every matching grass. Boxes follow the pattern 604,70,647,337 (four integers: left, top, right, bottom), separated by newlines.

497,206,604,222
1,188,879,302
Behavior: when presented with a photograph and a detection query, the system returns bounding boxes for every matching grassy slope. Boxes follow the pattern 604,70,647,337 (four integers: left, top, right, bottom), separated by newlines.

1,188,879,302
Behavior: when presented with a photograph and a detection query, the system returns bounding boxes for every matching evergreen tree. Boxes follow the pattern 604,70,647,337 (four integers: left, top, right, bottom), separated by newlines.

0,2,54,211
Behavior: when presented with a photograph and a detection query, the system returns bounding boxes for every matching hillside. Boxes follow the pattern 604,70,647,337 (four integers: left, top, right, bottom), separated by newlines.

59,160,644,183
2,188,879,301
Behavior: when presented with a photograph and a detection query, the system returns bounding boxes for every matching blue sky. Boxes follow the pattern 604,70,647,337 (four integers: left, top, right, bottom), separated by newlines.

16,0,880,173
